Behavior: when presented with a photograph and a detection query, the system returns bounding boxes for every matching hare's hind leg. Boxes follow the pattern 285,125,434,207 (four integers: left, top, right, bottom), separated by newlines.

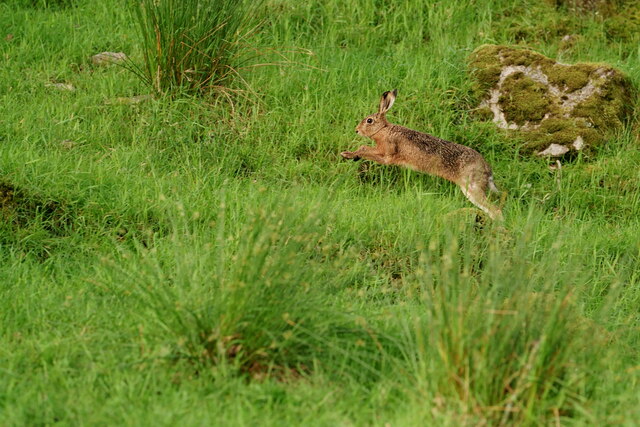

488,175,500,193
459,181,503,221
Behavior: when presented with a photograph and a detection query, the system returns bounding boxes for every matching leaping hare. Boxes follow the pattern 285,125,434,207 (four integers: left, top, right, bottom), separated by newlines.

341,89,503,220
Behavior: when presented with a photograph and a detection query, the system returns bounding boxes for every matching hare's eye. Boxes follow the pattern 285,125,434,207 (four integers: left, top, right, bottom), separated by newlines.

366,118,373,124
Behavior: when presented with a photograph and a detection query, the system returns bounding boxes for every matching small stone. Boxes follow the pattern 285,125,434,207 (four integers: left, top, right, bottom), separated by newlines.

104,94,153,105
45,82,75,91
559,34,582,51
60,139,77,149
537,144,570,157
91,51,128,66
572,135,585,150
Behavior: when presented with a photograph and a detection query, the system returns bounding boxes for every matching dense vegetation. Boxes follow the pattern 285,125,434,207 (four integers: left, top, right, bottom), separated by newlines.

1,0,639,424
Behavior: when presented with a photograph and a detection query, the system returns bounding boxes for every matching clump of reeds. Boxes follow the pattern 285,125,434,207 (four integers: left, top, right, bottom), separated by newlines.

130,0,262,97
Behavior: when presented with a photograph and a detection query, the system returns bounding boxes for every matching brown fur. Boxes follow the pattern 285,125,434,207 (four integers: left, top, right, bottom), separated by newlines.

341,90,503,220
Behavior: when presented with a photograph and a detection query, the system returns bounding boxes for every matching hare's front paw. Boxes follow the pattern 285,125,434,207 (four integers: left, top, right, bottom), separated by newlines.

341,151,360,160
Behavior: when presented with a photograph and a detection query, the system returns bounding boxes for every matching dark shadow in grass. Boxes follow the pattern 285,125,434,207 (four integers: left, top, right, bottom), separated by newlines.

357,161,404,189
14,0,77,9
0,181,71,235
0,180,164,258
0,180,73,260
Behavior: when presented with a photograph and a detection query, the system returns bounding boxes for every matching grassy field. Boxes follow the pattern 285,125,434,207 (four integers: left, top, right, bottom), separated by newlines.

1,0,639,424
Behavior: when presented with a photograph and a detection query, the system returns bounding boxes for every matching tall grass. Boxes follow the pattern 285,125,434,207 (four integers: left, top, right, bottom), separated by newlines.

130,0,262,96
395,222,601,424
98,195,637,423
105,198,392,381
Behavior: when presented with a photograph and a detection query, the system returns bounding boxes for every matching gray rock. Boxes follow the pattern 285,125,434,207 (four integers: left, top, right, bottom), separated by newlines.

469,44,635,157
537,143,570,157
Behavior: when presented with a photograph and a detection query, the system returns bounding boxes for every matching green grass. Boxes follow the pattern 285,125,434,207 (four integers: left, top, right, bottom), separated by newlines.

129,0,263,96
1,0,640,424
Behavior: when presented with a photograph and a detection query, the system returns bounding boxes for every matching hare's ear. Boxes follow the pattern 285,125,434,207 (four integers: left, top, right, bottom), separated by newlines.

378,89,397,114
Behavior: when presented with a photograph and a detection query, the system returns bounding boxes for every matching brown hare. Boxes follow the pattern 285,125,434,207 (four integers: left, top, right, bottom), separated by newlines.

341,89,503,220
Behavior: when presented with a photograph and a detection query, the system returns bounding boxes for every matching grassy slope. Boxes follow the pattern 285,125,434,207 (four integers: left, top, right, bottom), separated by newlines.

1,0,639,424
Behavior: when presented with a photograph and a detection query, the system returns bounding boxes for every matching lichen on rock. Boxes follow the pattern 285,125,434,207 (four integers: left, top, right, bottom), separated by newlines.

468,44,635,156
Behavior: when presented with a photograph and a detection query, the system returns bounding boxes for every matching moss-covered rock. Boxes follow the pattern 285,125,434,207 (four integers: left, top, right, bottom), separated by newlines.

468,44,636,156
499,72,552,125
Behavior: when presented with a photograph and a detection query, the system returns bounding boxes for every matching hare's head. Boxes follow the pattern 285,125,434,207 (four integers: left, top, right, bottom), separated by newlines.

356,89,397,137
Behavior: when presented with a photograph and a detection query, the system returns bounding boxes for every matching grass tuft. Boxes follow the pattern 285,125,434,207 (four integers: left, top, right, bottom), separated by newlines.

129,0,264,97
107,199,386,381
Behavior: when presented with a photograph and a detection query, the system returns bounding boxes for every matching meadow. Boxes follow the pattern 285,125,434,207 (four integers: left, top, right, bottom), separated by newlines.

1,0,639,424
